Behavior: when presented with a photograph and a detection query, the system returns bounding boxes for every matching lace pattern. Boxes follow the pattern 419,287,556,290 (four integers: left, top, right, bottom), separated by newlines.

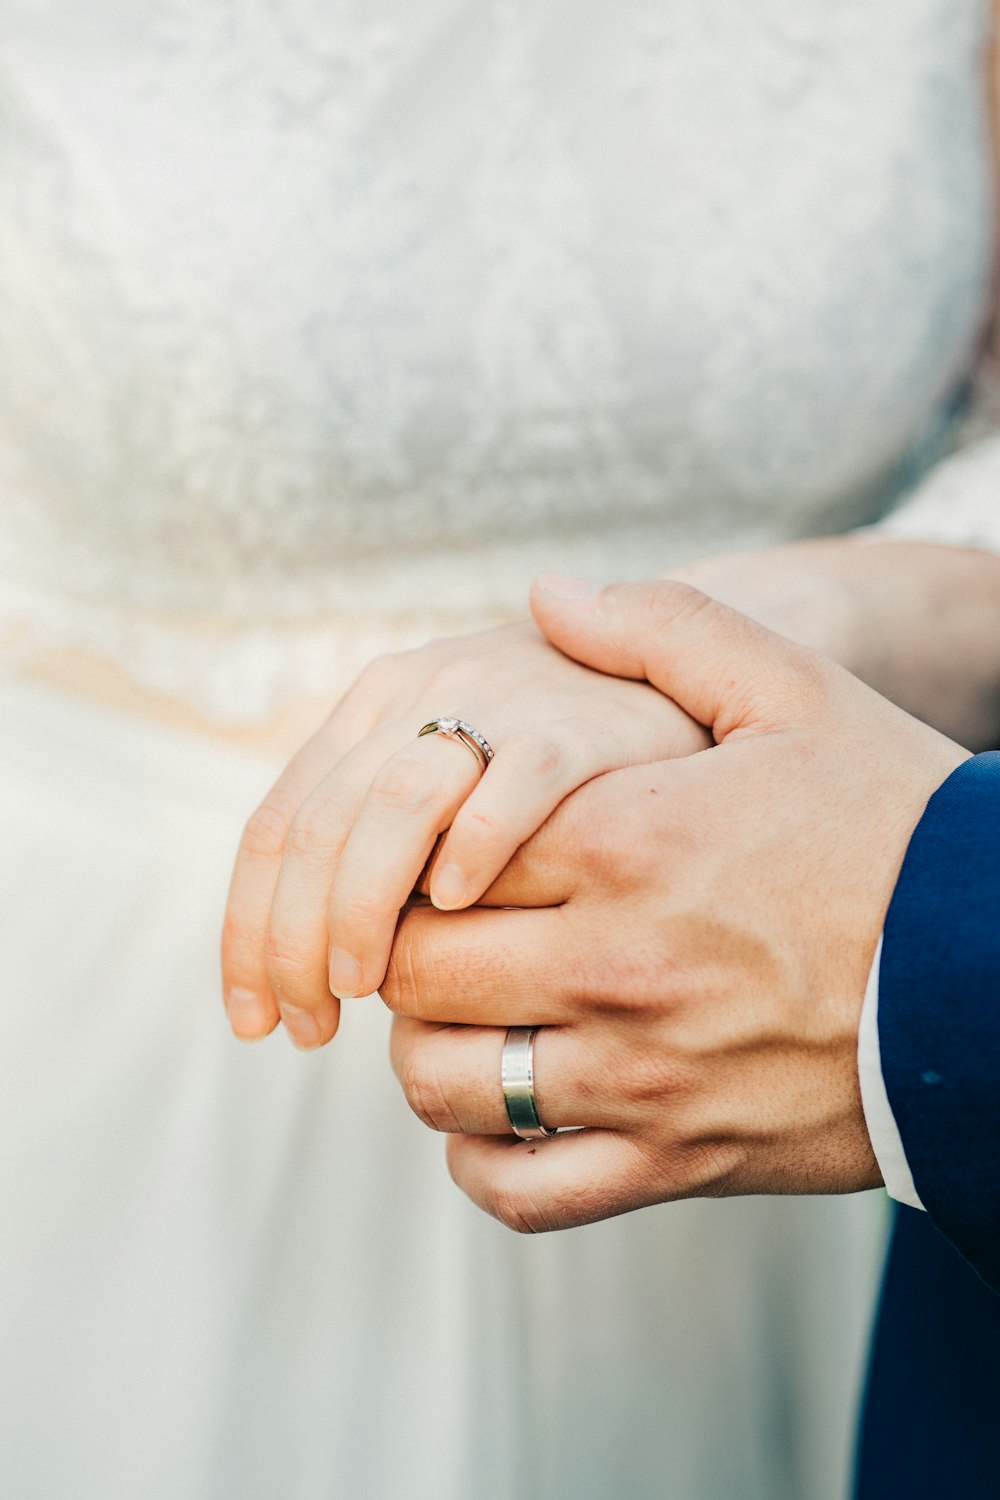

877,425,1000,555
0,0,992,719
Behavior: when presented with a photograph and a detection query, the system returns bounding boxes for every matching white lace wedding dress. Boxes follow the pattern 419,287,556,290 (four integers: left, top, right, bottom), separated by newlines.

0,4,997,1498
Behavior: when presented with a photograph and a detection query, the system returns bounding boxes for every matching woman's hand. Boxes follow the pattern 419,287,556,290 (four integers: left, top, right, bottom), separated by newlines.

221,621,708,1050
384,579,968,1230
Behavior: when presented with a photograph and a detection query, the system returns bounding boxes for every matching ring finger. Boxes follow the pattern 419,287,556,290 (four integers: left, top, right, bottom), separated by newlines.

389,1016,628,1135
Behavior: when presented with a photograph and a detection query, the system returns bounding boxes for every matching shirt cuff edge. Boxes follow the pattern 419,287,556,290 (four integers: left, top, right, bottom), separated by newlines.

857,935,925,1212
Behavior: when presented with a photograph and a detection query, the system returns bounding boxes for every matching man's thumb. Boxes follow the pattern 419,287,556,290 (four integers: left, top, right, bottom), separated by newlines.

529,574,821,739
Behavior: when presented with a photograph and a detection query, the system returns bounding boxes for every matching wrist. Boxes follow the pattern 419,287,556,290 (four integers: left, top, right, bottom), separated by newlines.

664,539,879,675
847,534,1000,749
669,536,1000,749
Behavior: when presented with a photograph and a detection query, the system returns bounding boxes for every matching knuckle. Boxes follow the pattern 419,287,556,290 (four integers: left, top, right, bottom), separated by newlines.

379,970,411,1015
284,791,347,861
399,1048,460,1132
382,919,458,1017
239,797,294,863
369,756,437,816
283,816,323,861
220,910,260,977
287,786,350,858
616,954,669,1012
502,729,564,781
587,984,651,1024
220,906,257,978
378,971,405,1014
335,661,397,735
264,927,318,996
354,650,405,694
618,1045,693,1107
641,579,715,633
575,949,663,1018
572,817,632,885
331,886,386,943
381,933,420,1014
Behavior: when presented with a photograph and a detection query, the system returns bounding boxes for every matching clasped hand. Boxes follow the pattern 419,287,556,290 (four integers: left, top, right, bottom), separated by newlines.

222,577,966,1231
222,612,707,1049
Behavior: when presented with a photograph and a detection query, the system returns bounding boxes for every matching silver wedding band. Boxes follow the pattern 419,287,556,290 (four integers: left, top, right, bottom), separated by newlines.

501,1026,557,1140
417,717,495,775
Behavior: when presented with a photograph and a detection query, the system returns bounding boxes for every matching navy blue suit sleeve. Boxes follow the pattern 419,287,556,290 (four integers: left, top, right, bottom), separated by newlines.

879,752,1000,1294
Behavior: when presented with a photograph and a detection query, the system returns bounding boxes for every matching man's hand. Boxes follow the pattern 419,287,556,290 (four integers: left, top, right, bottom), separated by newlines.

384,578,968,1232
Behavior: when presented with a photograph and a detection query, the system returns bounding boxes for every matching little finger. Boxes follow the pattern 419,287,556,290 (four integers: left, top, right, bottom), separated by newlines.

446,1129,656,1233
222,723,358,1041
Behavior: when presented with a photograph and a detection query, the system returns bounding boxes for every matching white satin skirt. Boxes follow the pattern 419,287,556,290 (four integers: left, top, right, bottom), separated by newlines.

0,676,888,1500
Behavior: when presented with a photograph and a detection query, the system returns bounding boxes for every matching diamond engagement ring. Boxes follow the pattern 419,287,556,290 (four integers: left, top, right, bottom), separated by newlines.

501,1026,557,1140
417,717,495,775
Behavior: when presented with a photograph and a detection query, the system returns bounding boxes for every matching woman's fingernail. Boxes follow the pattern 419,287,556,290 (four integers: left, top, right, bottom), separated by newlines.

328,948,362,999
226,986,269,1037
433,863,468,910
281,1004,322,1049
534,573,602,601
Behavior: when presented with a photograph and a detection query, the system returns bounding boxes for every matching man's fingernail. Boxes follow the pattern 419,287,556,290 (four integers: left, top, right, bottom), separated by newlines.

281,1004,322,1050
328,948,362,999
535,574,602,601
433,863,468,910
226,986,269,1038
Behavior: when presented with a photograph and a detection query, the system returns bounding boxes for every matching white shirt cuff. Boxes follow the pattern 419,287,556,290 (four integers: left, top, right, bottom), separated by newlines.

857,936,925,1211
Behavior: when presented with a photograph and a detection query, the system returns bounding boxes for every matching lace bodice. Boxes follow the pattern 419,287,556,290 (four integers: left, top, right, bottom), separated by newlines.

0,0,992,721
